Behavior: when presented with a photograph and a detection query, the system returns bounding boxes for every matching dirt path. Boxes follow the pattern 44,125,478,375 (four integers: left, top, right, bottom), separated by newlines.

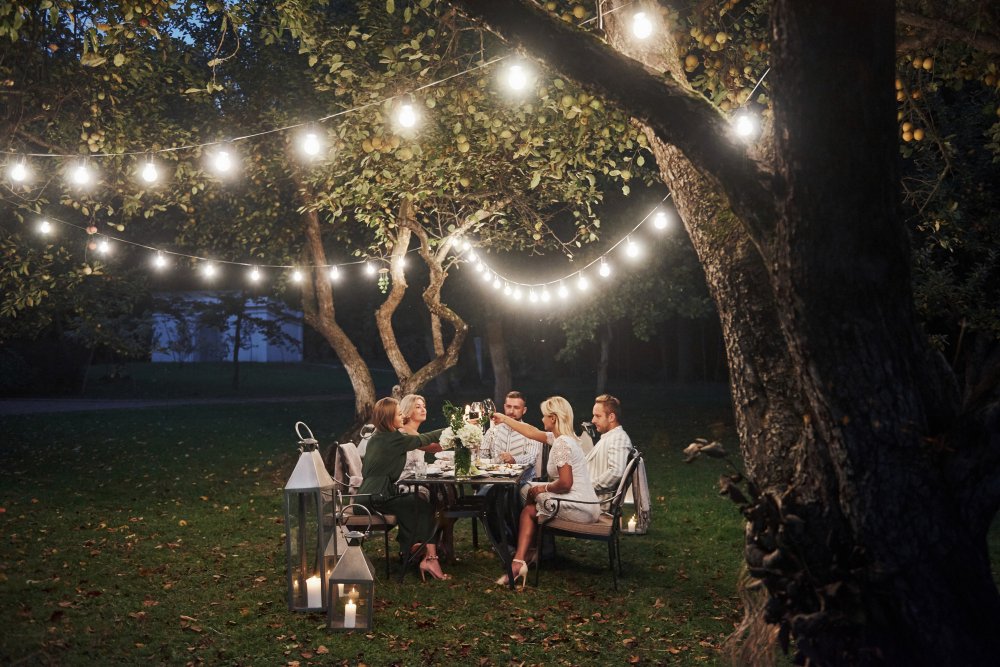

0,394,354,416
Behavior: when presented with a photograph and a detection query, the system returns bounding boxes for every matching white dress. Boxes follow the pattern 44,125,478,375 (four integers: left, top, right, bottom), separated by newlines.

528,435,601,524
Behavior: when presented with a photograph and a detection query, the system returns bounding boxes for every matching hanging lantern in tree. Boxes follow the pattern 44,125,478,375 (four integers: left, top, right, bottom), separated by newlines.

284,422,339,613
327,508,377,632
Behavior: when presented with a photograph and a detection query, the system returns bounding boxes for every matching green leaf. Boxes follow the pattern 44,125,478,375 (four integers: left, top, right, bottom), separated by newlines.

308,55,318,67
529,172,540,189
114,53,125,67
386,0,395,13
346,40,356,50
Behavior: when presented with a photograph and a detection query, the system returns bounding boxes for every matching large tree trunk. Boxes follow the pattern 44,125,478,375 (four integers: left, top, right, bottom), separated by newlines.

486,313,511,407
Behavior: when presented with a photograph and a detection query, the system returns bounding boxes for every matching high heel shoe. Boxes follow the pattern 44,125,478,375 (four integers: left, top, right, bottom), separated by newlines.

419,556,451,581
495,559,528,587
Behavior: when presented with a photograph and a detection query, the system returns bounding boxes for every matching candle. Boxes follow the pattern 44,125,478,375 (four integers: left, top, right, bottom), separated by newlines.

627,516,636,534
337,583,344,598
344,599,356,629
347,586,359,602
306,576,322,608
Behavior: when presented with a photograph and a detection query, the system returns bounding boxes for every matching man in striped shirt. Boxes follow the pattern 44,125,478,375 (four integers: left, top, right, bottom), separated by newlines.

587,394,634,503
482,391,541,482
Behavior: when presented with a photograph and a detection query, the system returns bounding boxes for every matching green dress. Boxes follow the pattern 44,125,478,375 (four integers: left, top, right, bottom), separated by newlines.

356,427,446,549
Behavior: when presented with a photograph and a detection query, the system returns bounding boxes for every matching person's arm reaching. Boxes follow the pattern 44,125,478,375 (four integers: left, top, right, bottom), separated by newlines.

491,413,547,443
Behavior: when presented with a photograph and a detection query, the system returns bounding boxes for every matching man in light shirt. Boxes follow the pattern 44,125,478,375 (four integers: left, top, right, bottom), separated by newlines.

482,391,541,482
586,394,633,503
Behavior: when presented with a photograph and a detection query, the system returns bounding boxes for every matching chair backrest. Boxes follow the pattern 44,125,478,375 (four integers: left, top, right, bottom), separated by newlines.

335,442,364,495
608,452,641,518
356,424,375,458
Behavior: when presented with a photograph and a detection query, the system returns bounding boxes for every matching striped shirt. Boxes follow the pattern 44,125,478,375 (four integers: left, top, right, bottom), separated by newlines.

585,425,633,502
482,421,541,481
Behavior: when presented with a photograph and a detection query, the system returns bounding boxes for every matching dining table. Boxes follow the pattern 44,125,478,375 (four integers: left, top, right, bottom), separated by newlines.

397,462,531,589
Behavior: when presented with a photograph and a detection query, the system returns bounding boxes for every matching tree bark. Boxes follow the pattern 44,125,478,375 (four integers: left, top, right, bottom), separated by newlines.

231,310,242,391
487,313,512,406
595,323,611,396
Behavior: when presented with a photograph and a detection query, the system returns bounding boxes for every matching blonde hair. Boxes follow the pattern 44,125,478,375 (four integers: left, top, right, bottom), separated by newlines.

399,394,425,425
541,396,575,439
372,397,400,433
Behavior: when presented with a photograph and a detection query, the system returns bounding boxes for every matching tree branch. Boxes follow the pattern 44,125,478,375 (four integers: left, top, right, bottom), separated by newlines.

376,201,415,386
441,0,777,256
896,9,1000,54
15,128,69,155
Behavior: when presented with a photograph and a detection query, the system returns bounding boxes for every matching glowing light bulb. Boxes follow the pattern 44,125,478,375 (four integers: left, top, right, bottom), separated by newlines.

541,289,550,302
508,65,527,90
463,241,471,250
98,239,109,253
142,160,157,183
204,262,215,277
493,278,501,289
737,113,755,137
476,262,484,272
654,211,668,229
39,220,51,234
155,253,166,268
504,283,512,296
330,266,339,281
513,288,522,300
303,132,320,156
72,162,90,184
633,12,653,39
366,262,375,275
626,237,639,257
577,273,588,291
251,266,260,281
398,104,417,128
558,283,568,299
215,150,231,172
483,270,492,282
292,270,302,282
11,160,27,182
529,290,537,302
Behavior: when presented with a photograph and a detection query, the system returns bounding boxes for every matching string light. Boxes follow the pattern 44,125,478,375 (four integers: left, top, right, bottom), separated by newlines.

330,266,339,281
462,240,471,251
541,288,550,301
633,12,653,39
493,277,501,289
72,159,90,185
508,65,527,90
292,269,303,282
398,103,417,128
600,258,611,277
39,220,51,234
577,272,588,291
626,236,639,258
98,238,110,253
476,261,484,272
155,251,166,268
504,283,512,296
302,124,321,156
251,266,260,281
513,287,522,300
10,157,27,182
214,145,232,172
558,282,568,298
204,262,216,277
483,269,492,282
654,211,669,229
529,290,538,302
737,111,755,137
141,153,157,183
365,261,375,275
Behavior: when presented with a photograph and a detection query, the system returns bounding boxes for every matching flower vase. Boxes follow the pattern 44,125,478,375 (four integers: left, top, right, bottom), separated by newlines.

454,439,473,479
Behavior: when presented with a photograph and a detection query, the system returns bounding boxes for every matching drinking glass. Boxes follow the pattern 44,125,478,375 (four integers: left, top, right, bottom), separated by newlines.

415,461,427,477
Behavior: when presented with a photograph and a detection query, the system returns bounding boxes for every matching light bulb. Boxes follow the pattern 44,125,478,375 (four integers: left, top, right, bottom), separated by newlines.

558,283,568,298
654,211,668,229
398,104,417,128
504,283,512,296
577,274,588,291
142,161,157,183
292,270,302,282
11,160,27,182
513,288,522,300
215,150,231,172
72,162,90,184
303,132,320,156
98,239,109,253
155,253,166,268
330,266,339,281
627,238,639,257
633,12,653,39
493,278,501,289
529,291,538,302
463,241,471,251
251,267,260,281
508,65,527,91
39,220,51,234
600,261,611,277
204,263,215,277
483,270,492,282
476,262,484,272
737,113,755,137
541,289,550,302
366,262,375,275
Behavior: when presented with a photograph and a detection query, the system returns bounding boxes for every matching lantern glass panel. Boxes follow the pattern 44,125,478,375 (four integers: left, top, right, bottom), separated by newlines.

285,488,333,612
327,578,374,631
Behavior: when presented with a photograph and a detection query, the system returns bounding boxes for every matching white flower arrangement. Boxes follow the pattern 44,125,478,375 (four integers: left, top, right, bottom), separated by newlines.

439,422,484,451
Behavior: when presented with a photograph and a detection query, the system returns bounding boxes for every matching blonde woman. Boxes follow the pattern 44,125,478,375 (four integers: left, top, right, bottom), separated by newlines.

489,396,599,586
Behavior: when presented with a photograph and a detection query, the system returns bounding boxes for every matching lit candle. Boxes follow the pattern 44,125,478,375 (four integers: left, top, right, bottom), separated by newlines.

306,576,322,608
344,599,357,629
627,516,636,534
337,583,344,598
347,586,359,602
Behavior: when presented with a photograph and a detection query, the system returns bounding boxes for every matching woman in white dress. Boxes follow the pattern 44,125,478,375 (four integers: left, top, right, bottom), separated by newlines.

490,396,600,586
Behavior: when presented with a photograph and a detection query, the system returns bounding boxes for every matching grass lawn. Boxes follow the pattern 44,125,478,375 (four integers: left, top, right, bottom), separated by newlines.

2,380,997,666
79,362,398,400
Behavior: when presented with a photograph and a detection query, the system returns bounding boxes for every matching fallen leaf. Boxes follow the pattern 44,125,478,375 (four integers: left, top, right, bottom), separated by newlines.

315,645,329,654
46,611,64,622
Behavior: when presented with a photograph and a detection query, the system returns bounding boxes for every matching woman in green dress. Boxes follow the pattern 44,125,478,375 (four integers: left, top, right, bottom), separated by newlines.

356,397,451,581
